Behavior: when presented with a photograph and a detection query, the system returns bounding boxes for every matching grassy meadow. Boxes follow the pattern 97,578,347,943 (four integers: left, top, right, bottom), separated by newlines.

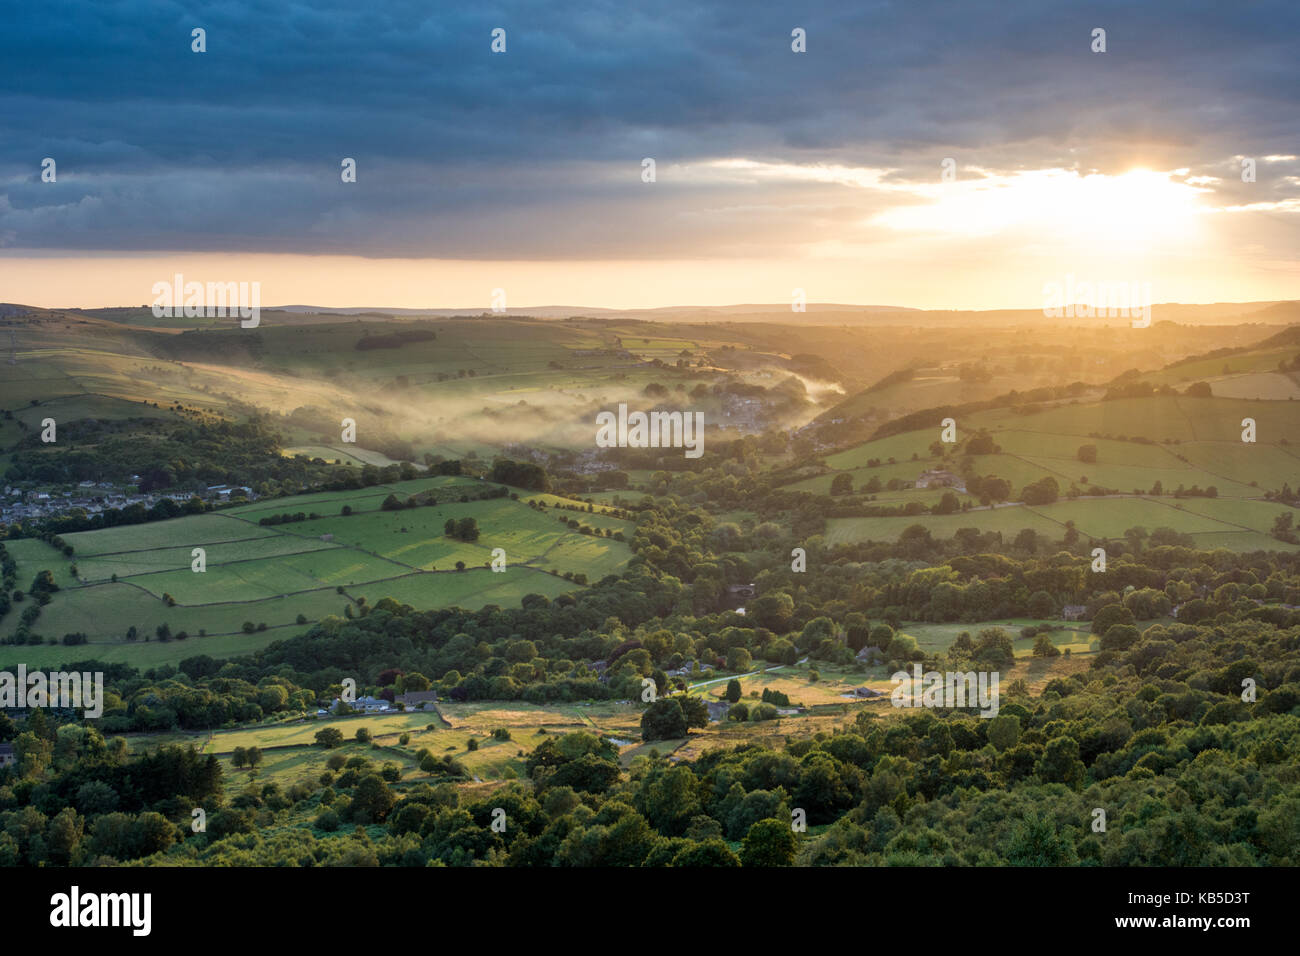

0,474,632,669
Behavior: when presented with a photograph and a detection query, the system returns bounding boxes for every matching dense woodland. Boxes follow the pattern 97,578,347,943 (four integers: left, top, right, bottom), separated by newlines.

2,465,1298,866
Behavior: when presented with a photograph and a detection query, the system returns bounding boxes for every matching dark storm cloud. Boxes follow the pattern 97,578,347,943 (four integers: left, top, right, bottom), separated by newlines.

0,0,1295,256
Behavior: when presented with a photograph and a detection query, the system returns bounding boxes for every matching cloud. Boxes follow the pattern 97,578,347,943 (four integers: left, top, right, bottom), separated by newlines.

0,0,1295,258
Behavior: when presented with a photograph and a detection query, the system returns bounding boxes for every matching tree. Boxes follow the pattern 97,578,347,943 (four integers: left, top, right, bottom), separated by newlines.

231,746,248,768
355,726,372,744
1124,526,1149,553
986,714,1021,752
74,780,119,816
1035,736,1086,787
1027,590,1056,618
130,812,177,858
1092,603,1135,636
1005,811,1078,865
801,616,835,648
1077,444,1098,464
350,774,396,824
315,727,344,749
973,627,1015,667
46,807,83,865
726,647,752,672
640,764,702,836
1100,623,1140,651
933,491,961,515
980,476,1012,503
740,818,798,867
640,698,688,741
1020,476,1060,506
1032,634,1061,657
725,679,742,703
29,570,58,595
1013,528,1039,553
749,592,794,632
829,473,853,496
886,632,918,660
671,838,741,867
678,695,709,729
245,746,262,768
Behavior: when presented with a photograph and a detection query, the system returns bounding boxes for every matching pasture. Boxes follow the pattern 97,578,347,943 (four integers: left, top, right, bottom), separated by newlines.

0,478,632,668
803,393,1298,552
127,699,645,790
825,495,1300,550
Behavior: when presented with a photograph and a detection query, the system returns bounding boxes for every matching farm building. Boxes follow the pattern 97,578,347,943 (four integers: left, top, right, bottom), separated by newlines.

1062,605,1088,621
725,583,756,614
914,469,966,492
332,695,390,714
856,646,885,665
395,690,439,709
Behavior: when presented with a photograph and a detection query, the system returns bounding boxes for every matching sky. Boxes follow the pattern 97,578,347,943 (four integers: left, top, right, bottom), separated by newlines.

0,0,1296,311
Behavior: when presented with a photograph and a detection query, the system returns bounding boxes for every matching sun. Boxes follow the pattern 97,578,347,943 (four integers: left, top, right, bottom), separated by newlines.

1057,168,1207,243
876,167,1208,246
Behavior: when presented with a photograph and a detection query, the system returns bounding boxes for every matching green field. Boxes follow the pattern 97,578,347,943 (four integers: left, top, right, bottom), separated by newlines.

1205,372,1300,400
813,396,1299,491
0,478,633,668
803,393,1299,551
825,495,1300,550
899,619,1100,657
124,699,644,789
75,534,339,582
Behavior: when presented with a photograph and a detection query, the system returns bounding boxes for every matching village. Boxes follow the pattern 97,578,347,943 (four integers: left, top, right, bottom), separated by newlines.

0,480,256,525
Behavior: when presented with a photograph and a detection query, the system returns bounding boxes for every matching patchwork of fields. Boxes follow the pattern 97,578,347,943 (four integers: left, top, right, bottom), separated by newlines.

826,496,1300,551
795,396,1300,550
0,475,634,668
108,606,1103,789
127,699,646,792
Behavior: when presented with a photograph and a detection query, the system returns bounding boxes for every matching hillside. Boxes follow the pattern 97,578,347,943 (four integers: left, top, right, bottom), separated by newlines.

816,322,1299,427
0,476,632,669
783,393,1300,553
